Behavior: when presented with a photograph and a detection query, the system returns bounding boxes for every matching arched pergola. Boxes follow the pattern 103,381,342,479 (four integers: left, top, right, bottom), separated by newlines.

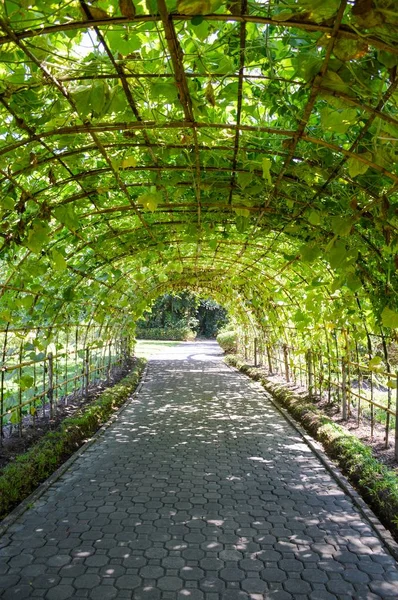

0,1,397,429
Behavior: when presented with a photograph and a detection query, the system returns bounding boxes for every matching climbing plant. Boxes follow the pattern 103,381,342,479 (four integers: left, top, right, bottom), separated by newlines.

0,0,397,393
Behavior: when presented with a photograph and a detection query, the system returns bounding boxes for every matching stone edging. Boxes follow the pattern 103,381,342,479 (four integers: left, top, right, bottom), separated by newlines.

226,360,398,563
0,363,149,538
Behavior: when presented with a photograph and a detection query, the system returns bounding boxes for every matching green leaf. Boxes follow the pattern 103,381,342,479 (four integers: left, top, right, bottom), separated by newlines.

322,71,352,94
191,15,204,25
62,286,75,302
262,157,272,185
299,243,321,263
73,80,111,119
273,10,294,21
20,296,34,308
52,249,67,272
320,107,357,134
19,374,34,391
208,239,217,250
301,0,339,22
237,172,253,190
0,309,12,323
10,410,21,425
331,216,354,237
328,240,347,269
381,306,398,329
53,205,79,231
234,207,250,218
121,156,137,168
333,38,368,62
190,19,209,40
293,56,323,82
308,210,321,226
346,273,362,292
1,197,14,210
235,215,250,233
347,152,372,178
111,158,121,172
368,356,383,372
177,0,223,14
25,221,50,254
151,82,178,102
138,187,161,212
378,50,398,69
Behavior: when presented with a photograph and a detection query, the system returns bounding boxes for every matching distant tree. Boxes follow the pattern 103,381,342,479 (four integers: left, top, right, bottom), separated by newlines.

137,292,228,338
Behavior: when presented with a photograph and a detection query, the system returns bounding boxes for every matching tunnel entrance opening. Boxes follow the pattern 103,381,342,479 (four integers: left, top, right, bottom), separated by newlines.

136,291,229,340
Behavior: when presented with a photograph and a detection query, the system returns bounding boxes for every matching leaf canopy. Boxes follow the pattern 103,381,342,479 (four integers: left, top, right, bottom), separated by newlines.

0,0,396,337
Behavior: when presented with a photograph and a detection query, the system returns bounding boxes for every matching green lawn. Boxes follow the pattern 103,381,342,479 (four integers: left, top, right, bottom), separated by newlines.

134,339,181,359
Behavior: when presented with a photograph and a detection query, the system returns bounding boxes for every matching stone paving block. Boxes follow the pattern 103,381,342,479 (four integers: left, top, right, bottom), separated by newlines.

157,576,183,591
283,577,313,594
302,568,329,583
2,585,33,599
139,566,164,579
180,566,205,581
46,585,76,600
74,574,101,589
115,574,141,590
342,567,371,584
241,577,268,593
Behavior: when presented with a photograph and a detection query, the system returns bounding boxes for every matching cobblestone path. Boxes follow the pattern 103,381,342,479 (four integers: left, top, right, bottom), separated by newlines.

1,341,398,599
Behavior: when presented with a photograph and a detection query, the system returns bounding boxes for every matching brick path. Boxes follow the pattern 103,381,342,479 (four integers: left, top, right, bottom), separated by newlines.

1,341,397,599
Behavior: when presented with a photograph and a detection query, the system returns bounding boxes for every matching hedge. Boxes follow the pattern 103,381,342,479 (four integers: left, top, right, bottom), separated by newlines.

216,329,237,353
0,357,147,520
136,326,196,341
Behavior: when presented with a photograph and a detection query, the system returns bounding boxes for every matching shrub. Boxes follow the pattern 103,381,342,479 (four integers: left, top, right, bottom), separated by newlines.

216,329,237,353
0,358,146,519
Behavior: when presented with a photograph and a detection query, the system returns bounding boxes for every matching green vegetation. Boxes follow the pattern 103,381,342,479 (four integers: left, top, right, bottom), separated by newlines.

216,329,238,353
137,326,196,341
0,1,396,355
137,292,228,339
0,357,146,519
1,330,128,430
135,339,181,358
226,354,398,540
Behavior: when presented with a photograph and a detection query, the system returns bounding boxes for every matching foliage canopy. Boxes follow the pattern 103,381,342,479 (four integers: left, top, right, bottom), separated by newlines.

0,0,397,340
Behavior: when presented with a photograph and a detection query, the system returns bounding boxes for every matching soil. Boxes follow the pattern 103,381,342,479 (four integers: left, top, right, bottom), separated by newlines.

0,362,134,474
250,366,398,474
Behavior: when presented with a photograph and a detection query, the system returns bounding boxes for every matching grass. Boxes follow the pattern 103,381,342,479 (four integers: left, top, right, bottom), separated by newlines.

135,339,181,359
226,354,398,542
0,357,147,520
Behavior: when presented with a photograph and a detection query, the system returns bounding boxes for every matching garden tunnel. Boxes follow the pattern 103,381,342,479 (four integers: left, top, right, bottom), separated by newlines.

0,0,397,437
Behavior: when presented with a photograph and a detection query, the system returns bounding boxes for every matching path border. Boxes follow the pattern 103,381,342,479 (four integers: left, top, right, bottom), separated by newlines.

0,364,149,538
226,361,398,563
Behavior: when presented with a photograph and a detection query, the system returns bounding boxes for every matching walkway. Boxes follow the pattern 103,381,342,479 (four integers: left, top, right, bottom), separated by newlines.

1,341,397,600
